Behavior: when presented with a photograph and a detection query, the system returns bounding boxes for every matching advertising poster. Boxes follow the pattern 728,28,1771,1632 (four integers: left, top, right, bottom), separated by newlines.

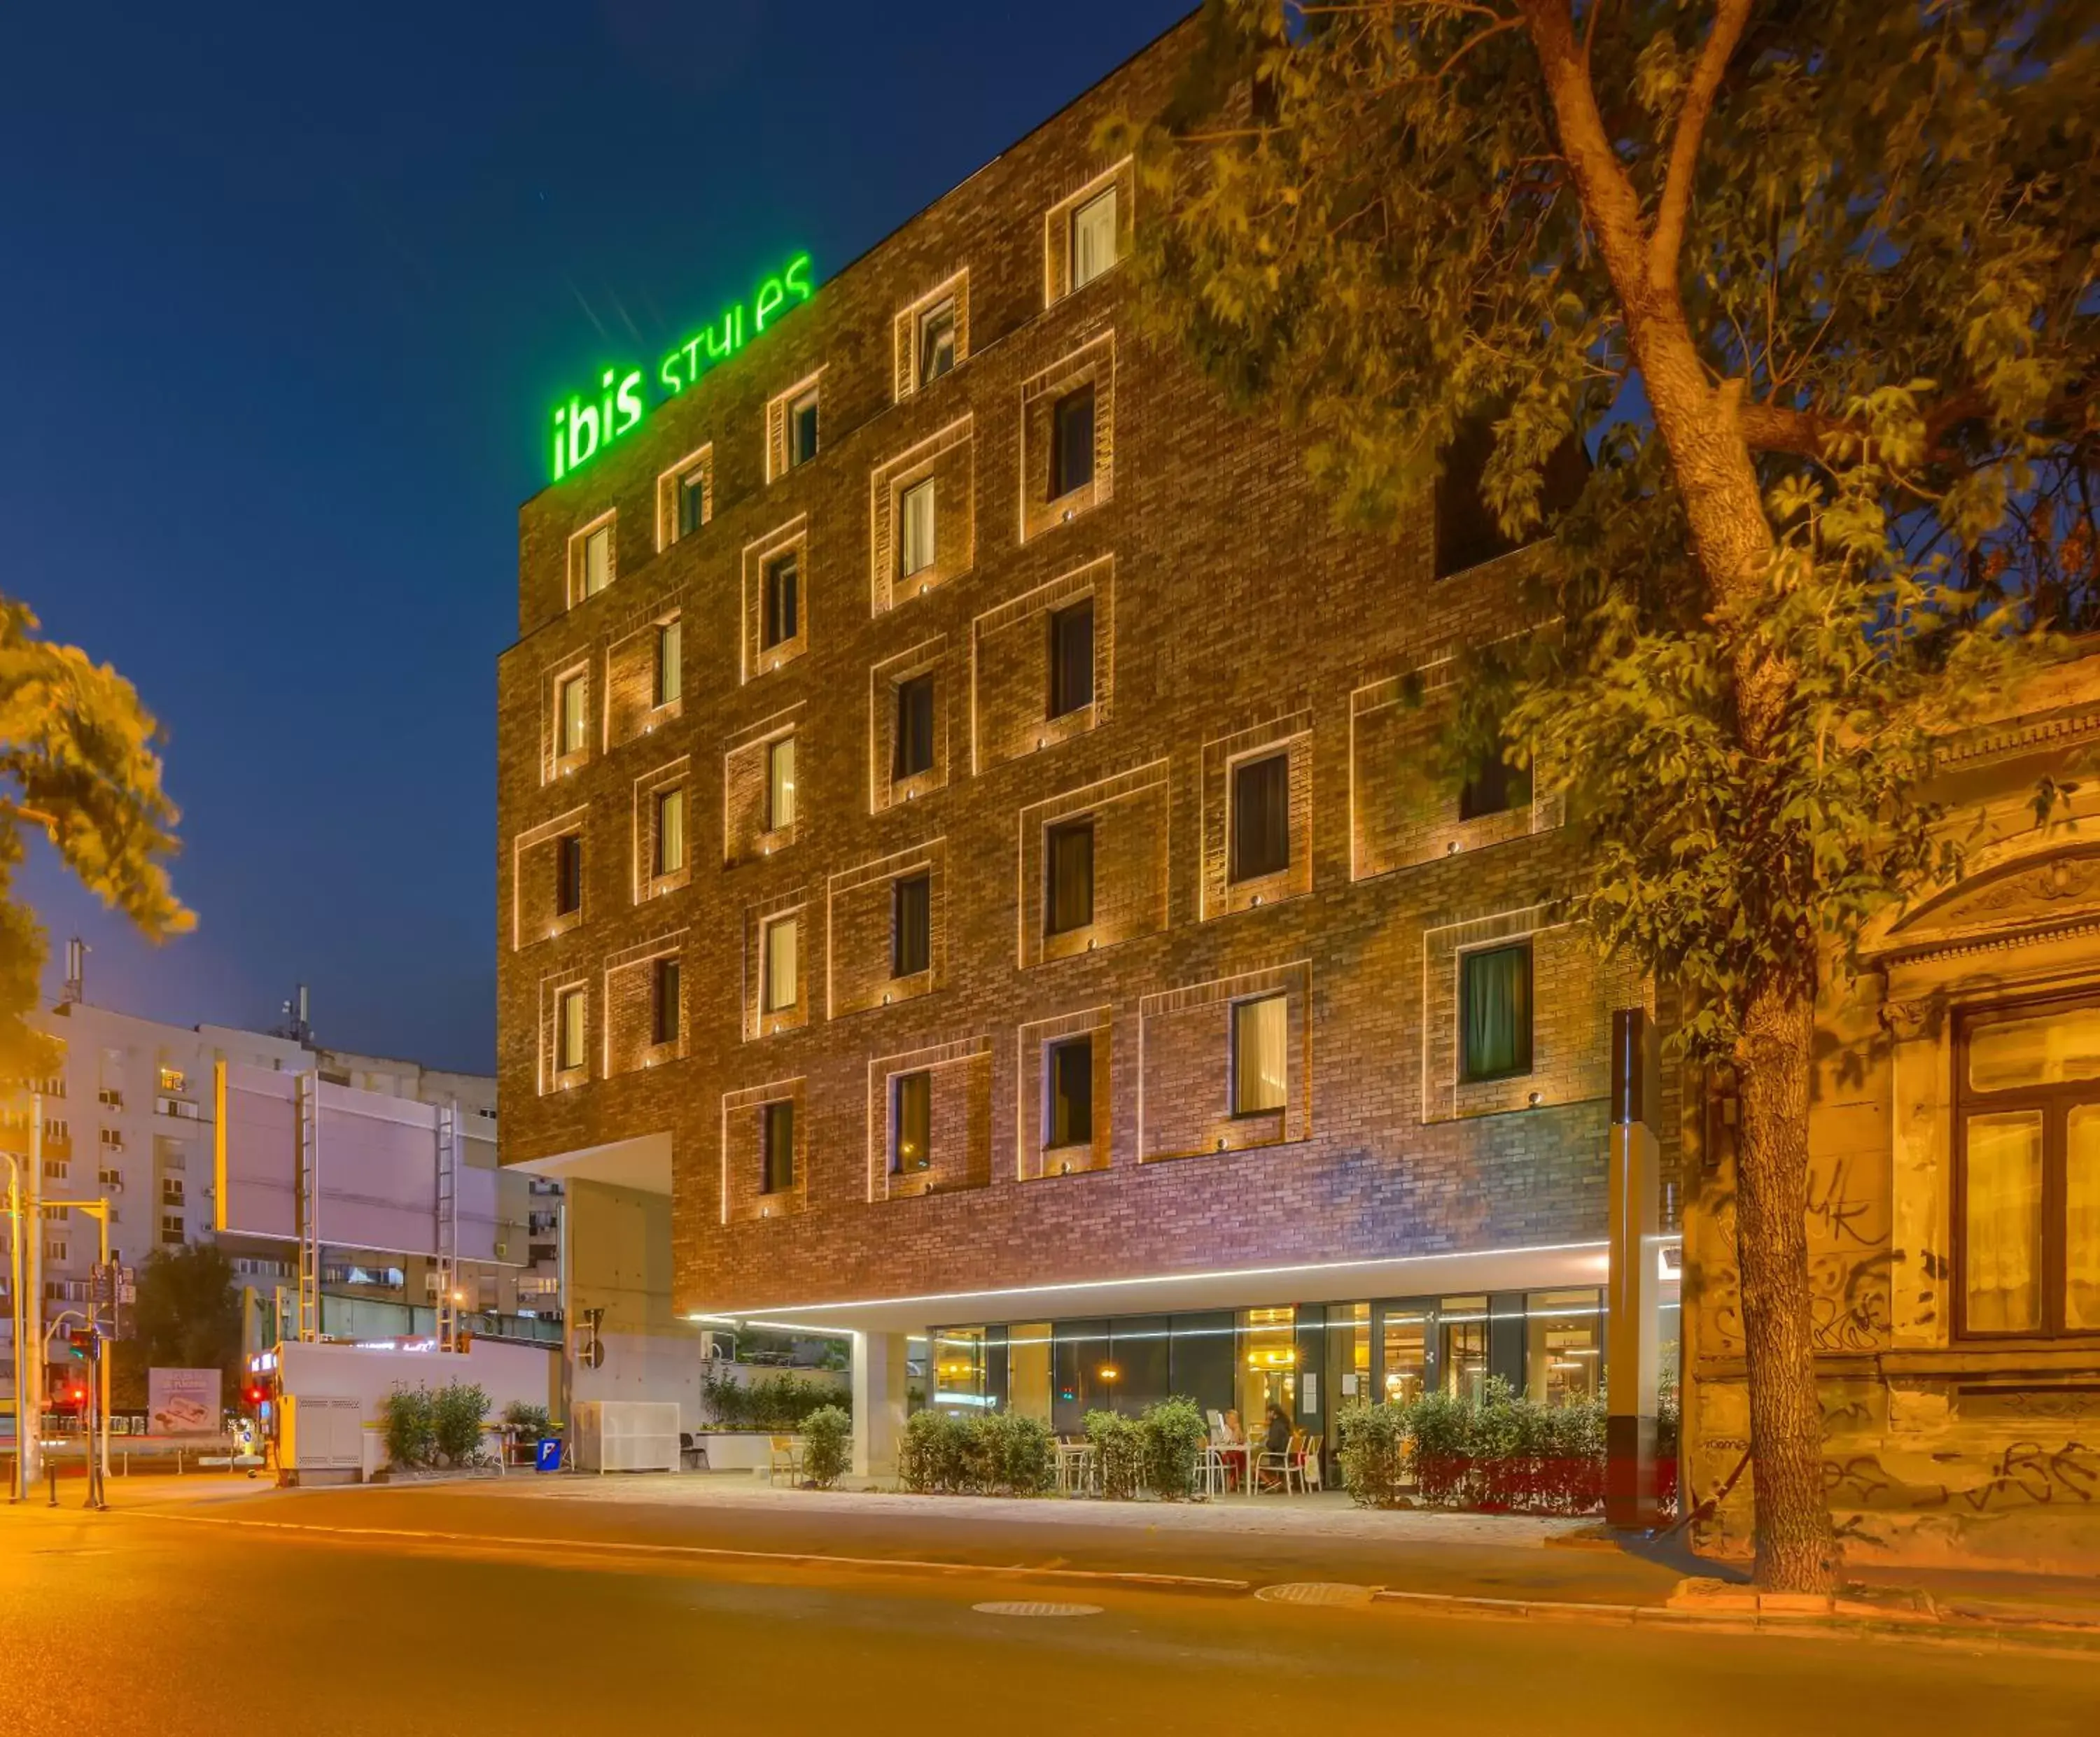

148,1367,223,1435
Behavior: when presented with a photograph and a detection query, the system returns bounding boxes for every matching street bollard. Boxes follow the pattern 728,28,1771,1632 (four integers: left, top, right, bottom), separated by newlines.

46,1456,57,1508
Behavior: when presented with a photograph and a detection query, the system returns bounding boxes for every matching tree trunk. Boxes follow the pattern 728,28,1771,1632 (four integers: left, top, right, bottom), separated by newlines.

1732,969,1840,1592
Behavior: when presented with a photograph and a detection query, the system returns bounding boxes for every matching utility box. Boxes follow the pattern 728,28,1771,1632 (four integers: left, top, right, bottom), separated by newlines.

281,1394,364,1484
571,1400,678,1473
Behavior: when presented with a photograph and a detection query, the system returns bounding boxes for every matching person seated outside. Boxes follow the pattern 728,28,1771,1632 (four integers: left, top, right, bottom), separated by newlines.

1257,1402,1295,1490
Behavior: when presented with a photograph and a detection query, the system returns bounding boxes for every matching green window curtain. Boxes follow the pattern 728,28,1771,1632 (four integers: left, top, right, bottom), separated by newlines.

1461,944,1532,1082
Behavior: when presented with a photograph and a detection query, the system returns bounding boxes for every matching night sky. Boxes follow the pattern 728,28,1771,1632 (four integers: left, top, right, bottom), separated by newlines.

6,0,1189,1073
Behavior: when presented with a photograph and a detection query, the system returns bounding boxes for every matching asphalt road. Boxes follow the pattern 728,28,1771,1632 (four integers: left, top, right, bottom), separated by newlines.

4,1495,2095,1736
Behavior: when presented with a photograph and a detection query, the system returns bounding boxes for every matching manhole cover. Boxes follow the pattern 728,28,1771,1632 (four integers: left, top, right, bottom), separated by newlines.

972,1601,1104,1618
1255,1582,1378,1608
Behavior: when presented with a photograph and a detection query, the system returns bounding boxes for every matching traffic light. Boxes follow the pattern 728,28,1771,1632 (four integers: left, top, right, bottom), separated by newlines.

242,1378,269,1409
64,1328,95,1361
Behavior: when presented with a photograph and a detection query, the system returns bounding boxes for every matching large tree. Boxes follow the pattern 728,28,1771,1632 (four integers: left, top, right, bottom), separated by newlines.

0,596,191,1077
1124,1,2097,1589
119,1244,241,1410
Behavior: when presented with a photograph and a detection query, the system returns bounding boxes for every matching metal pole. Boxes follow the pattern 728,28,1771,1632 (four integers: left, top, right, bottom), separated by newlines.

5,1148,23,1502
94,1204,110,1498
22,1094,42,1493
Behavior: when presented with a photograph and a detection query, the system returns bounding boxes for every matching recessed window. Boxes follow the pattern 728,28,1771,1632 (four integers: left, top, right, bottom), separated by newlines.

892,1071,932,1174
762,550,800,650
1459,751,1532,820
581,522,613,598
788,388,819,469
917,299,957,385
1232,994,1288,1115
1045,817,1094,936
1047,1037,1093,1148
1051,386,1096,498
1229,752,1290,882
761,1100,796,1194
554,834,584,917
900,479,937,577
676,467,708,540
654,621,682,708
1070,186,1118,290
1958,999,2100,1336
651,957,680,1047
763,915,799,1014
892,872,931,978
556,986,586,1073
653,787,685,878
893,673,935,780
558,673,589,757
766,737,797,832
1048,600,1095,718
1460,943,1534,1083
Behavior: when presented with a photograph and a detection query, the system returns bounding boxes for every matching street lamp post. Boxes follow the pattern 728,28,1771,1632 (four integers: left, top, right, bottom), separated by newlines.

4,1145,24,1503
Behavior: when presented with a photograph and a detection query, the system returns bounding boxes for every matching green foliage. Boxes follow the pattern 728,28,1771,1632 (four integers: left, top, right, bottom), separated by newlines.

701,1370,848,1432
130,1244,241,1385
382,1386,436,1470
1336,1381,1608,1514
1335,1400,1410,1509
800,1405,853,1489
431,1382,490,1466
897,1407,1056,1496
500,1401,552,1443
1122,0,2094,1064
0,598,192,1081
1084,1409,1147,1500
1138,1396,1210,1500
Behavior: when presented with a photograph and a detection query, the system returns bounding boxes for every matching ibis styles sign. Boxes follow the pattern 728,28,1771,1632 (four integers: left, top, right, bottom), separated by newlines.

550,251,815,482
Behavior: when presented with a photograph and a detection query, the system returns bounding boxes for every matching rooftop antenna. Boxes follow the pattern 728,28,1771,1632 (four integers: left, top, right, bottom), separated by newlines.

276,981,314,1047
59,937,88,1006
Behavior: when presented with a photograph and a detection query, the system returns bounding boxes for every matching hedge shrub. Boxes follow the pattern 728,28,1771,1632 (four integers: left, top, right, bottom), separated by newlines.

801,1405,853,1489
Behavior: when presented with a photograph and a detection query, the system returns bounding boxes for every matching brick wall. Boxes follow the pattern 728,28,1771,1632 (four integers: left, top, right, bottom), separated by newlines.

494,19,1628,1316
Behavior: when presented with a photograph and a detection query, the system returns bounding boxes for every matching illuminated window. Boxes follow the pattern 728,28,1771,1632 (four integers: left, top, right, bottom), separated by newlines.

557,674,589,758
654,620,682,708
157,1067,187,1094
1460,943,1534,1083
653,787,685,878
1047,1038,1093,1148
1070,186,1119,290
1045,818,1094,936
891,872,931,978
1051,386,1096,498
761,1100,796,1194
766,737,797,831
582,522,613,597
1048,600,1094,717
787,387,819,469
1229,752,1289,882
893,673,935,780
917,299,957,384
892,1071,932,1174
900,479,936,577
1232,994,1288,1115
651,957,680,1047
555,987,586,1073
763,915,799,1014
762,551,800,650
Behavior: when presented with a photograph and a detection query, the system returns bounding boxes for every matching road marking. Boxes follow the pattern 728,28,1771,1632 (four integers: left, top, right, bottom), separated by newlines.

1256,1582,1378,1608
116,1509,1250,1595
972,1601,1103,1618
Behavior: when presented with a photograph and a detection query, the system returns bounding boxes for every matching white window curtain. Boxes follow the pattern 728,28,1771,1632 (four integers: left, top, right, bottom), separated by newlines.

902,479,936,575
1964,1111,2043,1332
559,676,587,756
655,788,685,877
584,524,612,596
764,917,799,1013
768,737,797,830
1071,187,1117,289
558,988,586,1074
2067,1105,2100,1330
1233,994,1288,1114
657,619,682,705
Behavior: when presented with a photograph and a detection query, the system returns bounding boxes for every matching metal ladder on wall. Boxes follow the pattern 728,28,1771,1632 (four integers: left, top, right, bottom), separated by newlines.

295,1070,321,1341
433,1099,459,1349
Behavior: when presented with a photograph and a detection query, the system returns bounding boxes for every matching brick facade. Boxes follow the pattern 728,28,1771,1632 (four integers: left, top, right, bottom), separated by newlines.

496,21,1625,1320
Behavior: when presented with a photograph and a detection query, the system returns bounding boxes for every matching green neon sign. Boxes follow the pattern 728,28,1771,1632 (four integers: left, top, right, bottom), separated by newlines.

550,251,816,483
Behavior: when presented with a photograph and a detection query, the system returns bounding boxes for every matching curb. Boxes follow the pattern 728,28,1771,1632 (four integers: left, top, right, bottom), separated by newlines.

1370,1589,2100,1661
112,1507,1254,1596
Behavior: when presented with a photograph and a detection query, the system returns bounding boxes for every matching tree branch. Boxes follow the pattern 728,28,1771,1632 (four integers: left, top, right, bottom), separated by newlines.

1649,0,1754,292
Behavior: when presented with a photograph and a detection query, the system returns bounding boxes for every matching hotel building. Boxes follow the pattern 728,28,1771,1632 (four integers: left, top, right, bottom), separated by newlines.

497,18,1666,1470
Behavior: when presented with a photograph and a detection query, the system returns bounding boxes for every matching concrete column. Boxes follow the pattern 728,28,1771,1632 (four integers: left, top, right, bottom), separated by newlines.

1606,1008,1664,1529
850,1330,910,1480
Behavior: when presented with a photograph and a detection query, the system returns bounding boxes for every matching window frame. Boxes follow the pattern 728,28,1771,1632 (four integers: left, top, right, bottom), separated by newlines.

1048,599,1096,718
1069,185,1119,291
1458,750,1533,821
1458,941,1535,1085
766,736,797,834
653,786,685,878
1050,384,1096,499
579,520,615,600
761,549,800,651
762,914,799,1015
760,1099,796,1195
1228,751,1292,884
892,672,936,781
555,986,586,1074
892,1070,933,1174
676,465,709,540
1044,816,1096,937
554,833,584,917
1046,1036,1094,1149
1954,992,2100,1340
651,957,681,1048
788,387,820,469
899,477,937,578
654,619,682,708
556,672,589,759
916,298,957,386
1231,993,1289,1118
891,871,932,978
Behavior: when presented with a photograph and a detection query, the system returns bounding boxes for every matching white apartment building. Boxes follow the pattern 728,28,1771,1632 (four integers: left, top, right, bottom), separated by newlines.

1,990,561,1395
